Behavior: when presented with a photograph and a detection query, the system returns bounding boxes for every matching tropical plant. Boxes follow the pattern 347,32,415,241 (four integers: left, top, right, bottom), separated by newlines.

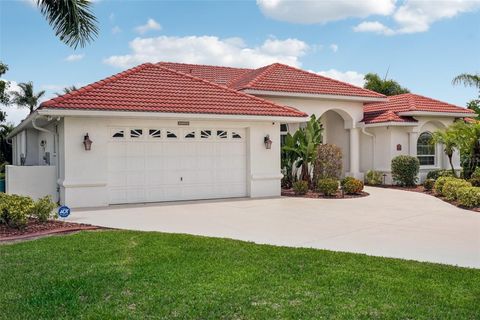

444,121,480,178
10,82,45,114
313,144,342,184
35,0,99,49
281,132,299,188
391,155,420,187
292,180,308,195
282,115,323,186
0,61,9,106
426,169,455,181
0,123,14,163
365,170,383,185
452,73,480,118
363,73,410,96
55,85,78,97
432,129,458,176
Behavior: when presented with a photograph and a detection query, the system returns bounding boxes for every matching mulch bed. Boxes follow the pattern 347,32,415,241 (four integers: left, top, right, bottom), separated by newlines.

1,219,102,242
282,189,369,199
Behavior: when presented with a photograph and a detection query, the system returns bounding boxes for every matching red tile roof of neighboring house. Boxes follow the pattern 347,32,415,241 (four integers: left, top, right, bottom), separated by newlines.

158,62,385,99
362,93,474,124
40,63,307,118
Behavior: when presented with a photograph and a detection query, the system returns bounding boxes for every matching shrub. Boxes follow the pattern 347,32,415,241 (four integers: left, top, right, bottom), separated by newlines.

391,155,420,187
426,169,455,181
457,186,480,208
433,176,457,196
442,179,471,201
423,179,435,191
317,178,339,196
340,176,356,187
293,180,309,195
32,196,57,223
0,194,35,229
469,167,480,187
343,178,364,194
365,170,382,185
313,144,342,184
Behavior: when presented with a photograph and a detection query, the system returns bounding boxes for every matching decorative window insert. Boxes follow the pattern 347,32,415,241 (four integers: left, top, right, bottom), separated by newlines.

185,131,196,139
232,132,242,139
149,129,162,138
417,132,435,166
201,130,212,139
130,129,143,138
217,130,227,139
166,131,177,139
112,130,125,138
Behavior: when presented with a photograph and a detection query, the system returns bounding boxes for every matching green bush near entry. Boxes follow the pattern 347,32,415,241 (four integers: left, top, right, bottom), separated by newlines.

292,180,309,195
423,179,436,191
426,169,455,181
433,176,457,196
457,186,480,208
391,155,420,187
442,179,471,201
317,178,339,196
0,194,57,229
343,178,364,195
365,170,383,185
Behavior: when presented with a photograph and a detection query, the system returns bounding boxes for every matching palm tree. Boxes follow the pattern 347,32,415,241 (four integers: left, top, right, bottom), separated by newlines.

432,130,458,176
35,0,99,49
55,85,78,97
452,73,480,90
10,82,45,114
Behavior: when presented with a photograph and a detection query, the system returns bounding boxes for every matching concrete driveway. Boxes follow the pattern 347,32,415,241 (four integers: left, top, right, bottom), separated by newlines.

68,187,480,269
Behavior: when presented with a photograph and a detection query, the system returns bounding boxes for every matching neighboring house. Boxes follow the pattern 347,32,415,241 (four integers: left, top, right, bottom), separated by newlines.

6,62,473,207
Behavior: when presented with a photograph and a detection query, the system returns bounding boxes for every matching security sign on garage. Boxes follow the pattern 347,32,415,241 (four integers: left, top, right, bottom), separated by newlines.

107,127,247,204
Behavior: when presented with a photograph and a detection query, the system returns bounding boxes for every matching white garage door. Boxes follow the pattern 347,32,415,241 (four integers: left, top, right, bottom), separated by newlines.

107,127,247,204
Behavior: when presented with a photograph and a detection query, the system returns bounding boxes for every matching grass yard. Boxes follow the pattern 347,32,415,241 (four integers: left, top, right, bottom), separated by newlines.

1,230,479,319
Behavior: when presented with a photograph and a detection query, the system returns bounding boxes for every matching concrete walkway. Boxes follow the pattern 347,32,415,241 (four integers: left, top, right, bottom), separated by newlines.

68,187,480,269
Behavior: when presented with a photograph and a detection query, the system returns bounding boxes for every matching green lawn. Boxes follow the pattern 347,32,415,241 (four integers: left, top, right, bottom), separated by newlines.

1,231,479,319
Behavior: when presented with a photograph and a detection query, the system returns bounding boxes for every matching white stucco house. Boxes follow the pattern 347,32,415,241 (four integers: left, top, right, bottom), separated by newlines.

6,62,474,208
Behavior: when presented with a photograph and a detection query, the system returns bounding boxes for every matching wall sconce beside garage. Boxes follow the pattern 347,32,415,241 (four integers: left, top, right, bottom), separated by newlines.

83,133,93,151
264,134,272,149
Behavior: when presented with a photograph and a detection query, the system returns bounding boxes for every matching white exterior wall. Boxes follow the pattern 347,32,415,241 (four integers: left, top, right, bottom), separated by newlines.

5,165,57,201
360,117,461,184
61,117,281,208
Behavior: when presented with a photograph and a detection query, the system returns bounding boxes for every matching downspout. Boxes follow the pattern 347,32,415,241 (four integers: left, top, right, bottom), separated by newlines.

361,126,376,170
32,114,61,203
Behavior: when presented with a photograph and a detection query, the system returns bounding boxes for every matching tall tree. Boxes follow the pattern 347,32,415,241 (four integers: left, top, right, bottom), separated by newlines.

432,130,459,176
10,82,45,114
35,0,99,49
55,85,78,97
363,73,410,96
452,73,480,118
0,61,10,123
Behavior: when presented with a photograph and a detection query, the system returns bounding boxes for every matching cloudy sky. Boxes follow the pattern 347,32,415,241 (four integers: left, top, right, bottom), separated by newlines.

1,0,479,124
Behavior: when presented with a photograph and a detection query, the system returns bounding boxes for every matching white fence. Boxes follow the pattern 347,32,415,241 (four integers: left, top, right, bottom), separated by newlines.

5,165,58,202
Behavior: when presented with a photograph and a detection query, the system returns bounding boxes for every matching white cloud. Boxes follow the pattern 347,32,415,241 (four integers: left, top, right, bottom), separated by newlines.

315,69,366,87
329,44,338,53
104,36,309,69
257,0,396,24
112,26,121,34
65,54,84,62
354,0,480,35
134,18,162,34
353,21,395,35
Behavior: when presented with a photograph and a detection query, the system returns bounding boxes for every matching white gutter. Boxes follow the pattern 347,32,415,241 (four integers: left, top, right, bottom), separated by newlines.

361,121,418,128
37,108,308,123
397,111,475,117
6,111,37,139
361,127,376,169
243,89,388,103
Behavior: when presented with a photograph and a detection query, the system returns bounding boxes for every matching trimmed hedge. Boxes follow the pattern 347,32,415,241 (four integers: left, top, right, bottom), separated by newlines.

317,178,338,196
426,169,455,181
423,178,435,191
293,180,308,195
343,178,364,195
0,194,57,229
365,170,382,185
391,155,419,187
433,176,457,196
442,179,471,201
457,186,480,208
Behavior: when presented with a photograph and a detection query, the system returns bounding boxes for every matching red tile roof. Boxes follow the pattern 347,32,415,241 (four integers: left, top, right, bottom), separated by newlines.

40,63,307,118
158,62,385,99
363,93,474,124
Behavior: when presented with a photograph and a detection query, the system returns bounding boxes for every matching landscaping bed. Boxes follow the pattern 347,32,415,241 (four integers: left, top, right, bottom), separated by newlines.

282,188,369,199
0,219,100,241
1,230,479,319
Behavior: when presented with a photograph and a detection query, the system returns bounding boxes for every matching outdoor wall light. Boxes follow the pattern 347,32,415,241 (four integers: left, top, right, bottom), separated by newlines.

264,134,272,149
83,133,93,151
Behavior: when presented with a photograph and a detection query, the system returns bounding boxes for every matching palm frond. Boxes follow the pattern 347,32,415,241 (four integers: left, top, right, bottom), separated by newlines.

452,73,480,89
36,0,99,49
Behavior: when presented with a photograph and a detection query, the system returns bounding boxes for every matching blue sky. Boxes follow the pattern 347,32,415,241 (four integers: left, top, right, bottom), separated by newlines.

1,0,479,124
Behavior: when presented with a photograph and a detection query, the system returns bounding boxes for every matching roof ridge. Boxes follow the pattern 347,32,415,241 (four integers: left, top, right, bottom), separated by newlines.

156,61,252,72
272,63,386,98
242,63,280,89
154,64,307,117
41,63,154,108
